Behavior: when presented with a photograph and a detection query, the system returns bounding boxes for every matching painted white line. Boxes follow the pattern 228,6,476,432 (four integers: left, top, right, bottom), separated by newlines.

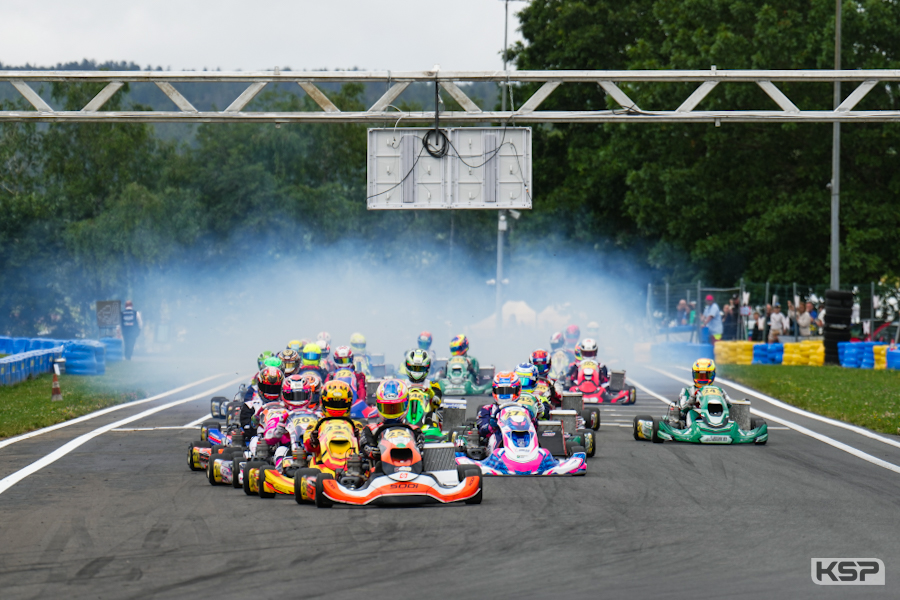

649,367,900,475
0,372,229,450
600,423,632,428
110,427,193,431
0,374,251,496
183,414,211,428
627,378,675,406
664,365,900,451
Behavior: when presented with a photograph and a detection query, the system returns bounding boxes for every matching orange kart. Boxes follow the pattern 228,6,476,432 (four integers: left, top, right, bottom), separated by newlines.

309,423,483,508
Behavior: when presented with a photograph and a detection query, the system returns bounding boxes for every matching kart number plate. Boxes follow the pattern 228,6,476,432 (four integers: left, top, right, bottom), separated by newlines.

700,435,732,444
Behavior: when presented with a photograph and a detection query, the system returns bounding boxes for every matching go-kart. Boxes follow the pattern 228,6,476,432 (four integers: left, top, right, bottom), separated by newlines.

437,356,490,396
456,403,587,476
549,349,571,380
568,361,635,404
406,386,446,443
292,416,363,503
633,385,768,445
310,423,483,507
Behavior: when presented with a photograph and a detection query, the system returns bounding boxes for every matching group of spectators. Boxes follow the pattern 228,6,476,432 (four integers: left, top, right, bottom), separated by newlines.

669,295,826,345
750,301,824,343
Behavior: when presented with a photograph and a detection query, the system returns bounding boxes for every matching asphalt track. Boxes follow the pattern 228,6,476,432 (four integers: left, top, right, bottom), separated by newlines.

1,365,899,599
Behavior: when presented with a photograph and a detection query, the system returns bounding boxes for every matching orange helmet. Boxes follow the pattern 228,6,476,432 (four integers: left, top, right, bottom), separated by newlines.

322,380,353,417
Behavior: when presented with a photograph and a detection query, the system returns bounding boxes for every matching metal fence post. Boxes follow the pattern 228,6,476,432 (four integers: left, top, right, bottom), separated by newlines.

739,277,746,340
764,281,771,342
871,281,876,340
665,282,670,342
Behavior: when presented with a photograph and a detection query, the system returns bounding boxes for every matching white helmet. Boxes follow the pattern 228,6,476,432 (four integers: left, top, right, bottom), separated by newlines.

580,338,598,359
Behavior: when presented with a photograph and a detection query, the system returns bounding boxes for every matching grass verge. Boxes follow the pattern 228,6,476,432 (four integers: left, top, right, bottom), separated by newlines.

719,364,900,436
0,362,149,439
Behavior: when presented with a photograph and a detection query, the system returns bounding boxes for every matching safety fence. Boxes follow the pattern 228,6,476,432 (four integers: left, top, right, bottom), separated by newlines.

710,340,898,369
0,336,125,385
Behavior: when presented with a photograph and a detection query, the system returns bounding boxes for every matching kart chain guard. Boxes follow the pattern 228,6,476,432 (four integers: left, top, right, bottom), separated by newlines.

537,421,566,457
422,443,457,472
609,370,626,392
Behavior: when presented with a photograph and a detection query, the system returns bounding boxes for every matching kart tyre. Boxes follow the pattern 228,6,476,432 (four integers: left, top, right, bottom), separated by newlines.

232,456,244,488
456,464,472,484
650,417,664,443
210,396,228,417
293,468,319,504
207,454,223,486
750,418,768,445
824,306,852,319
567,444,586,458
627,385,637,405
199,420,220,442
242,460,264,496
633,416,652,441
315,473,334,508
577,429,596,457
258,466,276,499
462,466,482,505
582,407,601,431
187,440,211,471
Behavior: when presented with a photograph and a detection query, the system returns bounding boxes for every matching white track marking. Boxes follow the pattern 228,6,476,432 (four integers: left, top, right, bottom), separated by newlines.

0,374,250,496
0,373,228,450
110,427,193,431
648,367,900,475
663,365,900,450
183,414,211,428
627,378,675,406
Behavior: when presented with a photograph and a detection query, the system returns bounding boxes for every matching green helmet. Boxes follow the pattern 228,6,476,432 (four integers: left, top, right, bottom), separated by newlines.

264,355,283,370
405,349,432,383
257,350,274,371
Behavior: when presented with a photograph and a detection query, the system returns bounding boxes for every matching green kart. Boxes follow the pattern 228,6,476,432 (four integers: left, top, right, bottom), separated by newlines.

406,387,447,443
633,385,768,445
437,356,490,396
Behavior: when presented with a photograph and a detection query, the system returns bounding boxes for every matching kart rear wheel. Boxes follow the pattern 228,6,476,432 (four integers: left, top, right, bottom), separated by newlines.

315,473,334,508
210,396,228,418
258,466,276,499
627,385,637,405
582,407,601,431
232,456,244,488
463,467,482,505
293,468,319,505
650,417,664,443
187,441,211,471
242,460,264,496
206,454,222,486
577,429,595,457
199,420,220,442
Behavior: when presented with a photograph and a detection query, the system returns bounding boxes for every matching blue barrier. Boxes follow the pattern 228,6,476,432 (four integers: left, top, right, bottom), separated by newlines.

0,345,65,385
100,338,124,362
0,336,11,355
652,342,714,364
888,349,900,370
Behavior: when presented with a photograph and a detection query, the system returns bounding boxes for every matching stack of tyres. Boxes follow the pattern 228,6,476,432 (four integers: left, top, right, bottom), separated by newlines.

0,336,12,355
101,337,124,362
752,344,770,365
888,349,900,370
823,290,853,365
63,341,106,375
766,343,784,365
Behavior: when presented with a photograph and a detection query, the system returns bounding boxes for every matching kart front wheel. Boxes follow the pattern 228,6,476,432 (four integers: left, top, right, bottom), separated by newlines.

315,473,334,508
582,407,601,431
577,429,595,457
231,456,244,488
293,468,319,504
567,444,586,458
187,441,210,471
633,415,654,441
650,417,664,443
242,460,264,496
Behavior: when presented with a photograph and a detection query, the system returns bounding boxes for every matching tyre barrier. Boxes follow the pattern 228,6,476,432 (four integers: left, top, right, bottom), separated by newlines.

101,337,124,362
713,341,756,365
838,341,889,369
887,349,900,371
0,346,64,386
63,340,106,376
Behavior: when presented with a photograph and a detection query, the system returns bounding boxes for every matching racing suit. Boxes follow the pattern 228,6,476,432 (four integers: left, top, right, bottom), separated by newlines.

535,376,563,409
476,403,502,448
407,379,442,408
296,364,329,382
325,368,367,403
564,359,609,389
239,392,264,441
676,385,733,422
359,420,425,467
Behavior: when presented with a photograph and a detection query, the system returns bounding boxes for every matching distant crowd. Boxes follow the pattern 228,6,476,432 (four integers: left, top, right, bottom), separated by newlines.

669,296,828,345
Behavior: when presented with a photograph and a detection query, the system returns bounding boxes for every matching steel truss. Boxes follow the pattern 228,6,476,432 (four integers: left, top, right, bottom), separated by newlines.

1,69,898,124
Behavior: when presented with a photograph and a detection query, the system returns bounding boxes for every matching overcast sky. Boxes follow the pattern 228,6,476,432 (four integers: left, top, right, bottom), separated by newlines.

0,0,526,71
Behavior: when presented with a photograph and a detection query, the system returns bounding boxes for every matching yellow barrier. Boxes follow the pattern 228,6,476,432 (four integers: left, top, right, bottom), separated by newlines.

874,345,888,370
714,341,756,365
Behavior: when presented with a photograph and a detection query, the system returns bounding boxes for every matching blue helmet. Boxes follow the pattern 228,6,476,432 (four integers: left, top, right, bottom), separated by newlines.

514,362,539,392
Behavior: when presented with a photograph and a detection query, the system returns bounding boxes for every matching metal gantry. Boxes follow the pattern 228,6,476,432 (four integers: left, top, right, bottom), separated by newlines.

1,68,899,123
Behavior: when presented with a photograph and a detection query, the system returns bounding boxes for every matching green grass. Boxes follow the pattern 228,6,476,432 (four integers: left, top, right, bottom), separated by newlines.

0,362,151,439
719,364,900,435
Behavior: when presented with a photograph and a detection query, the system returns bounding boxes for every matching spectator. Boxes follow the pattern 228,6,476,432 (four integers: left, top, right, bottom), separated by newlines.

768,302,790,343
674,299,689,326
121,300,143,361
796,302,812,337
806,301,819,335
688,301,697,325
815,304,827,330
721,305,737,341
751,311,764,341
806,301,818,321
787,301,799,336
701,294,723,344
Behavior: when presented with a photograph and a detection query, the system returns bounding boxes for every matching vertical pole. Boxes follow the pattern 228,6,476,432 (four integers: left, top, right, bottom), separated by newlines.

496,211,506,330
697,280,702,344
870,281,876,341
764,281,771,343
830,0,842,290
501,0,509,113
740,277,746,340
449,211,454,263
793,282,798,338
665,282,670,342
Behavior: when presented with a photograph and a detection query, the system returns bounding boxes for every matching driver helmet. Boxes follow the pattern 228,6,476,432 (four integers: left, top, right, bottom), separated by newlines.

282,373,320,411
287,340,302,352
692,358,716,389
264,355,283,370
573,343,583,361
375,379,409,422
257,366,285,402
350,333,367,355
564,324,581,347
257,350,274,371
514,362,539,393
517,393,541,421
333,345,354,367
322,380,353,417
492,371,521,404
405,349,432,384
549,332,564,351
316,331,331,345
316,339,331,360
580,338,599,359
278,349,301,376
417,330,433,351
529,349,551,377
450,334,469,356
301,343,321,367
